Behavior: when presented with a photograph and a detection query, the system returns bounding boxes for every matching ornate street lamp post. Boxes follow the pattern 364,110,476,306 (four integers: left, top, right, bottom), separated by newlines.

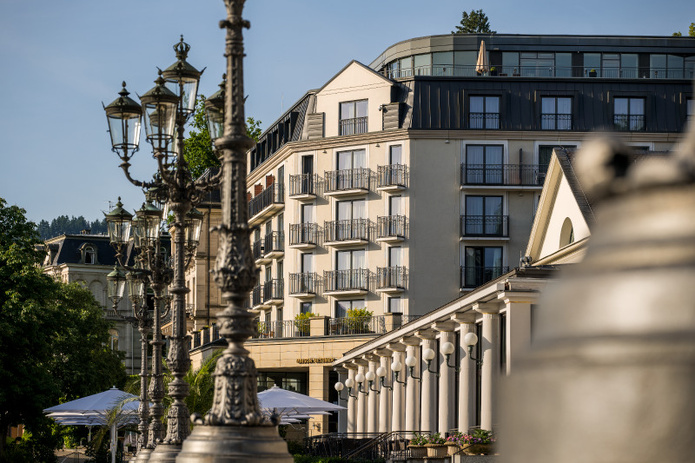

176,1,292,460
104,37,211,463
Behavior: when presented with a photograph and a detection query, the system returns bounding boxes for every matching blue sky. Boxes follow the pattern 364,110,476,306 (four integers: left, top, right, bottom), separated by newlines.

0,0,692,224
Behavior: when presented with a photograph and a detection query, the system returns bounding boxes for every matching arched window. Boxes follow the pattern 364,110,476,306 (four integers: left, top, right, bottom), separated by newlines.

79,243,97,264
108,329,119,351
559,218,575,248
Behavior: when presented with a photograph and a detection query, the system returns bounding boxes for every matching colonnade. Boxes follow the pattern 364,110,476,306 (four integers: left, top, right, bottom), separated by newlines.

337,304,509,435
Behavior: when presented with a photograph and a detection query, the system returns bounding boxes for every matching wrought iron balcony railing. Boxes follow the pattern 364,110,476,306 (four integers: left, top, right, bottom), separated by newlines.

460,215,509,237
328,315,386,336
377,164,409,189
376,266,408,290
249,183,284,218
460,265,510,289
614,114,645,132
376,215,407,240
339,116,368,136
255,319,310,339
289,174,320,197
324,168,371,193
263,231,284,256
461,163,545,186
469,112,500,129
289,272,321,295
251,284,263,307
289,222,321,247
324,269,371,293
262,279,283,303
324,219,372,243
252,238,264,261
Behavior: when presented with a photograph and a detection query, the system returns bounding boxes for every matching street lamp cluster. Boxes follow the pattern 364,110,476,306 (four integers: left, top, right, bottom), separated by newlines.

101,2,292,462
334,335,480,399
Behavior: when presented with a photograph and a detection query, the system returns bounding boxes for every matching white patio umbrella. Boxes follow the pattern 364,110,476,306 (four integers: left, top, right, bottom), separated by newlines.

45,387,140,463
258,385,345,420
476,40,489,74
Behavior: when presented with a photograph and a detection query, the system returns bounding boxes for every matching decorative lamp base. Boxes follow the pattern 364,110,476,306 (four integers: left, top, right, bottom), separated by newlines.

147,443,182,463
176,425,292,462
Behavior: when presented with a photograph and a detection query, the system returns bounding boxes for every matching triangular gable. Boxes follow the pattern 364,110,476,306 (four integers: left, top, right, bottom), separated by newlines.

526,149,593,265
316,60,394,96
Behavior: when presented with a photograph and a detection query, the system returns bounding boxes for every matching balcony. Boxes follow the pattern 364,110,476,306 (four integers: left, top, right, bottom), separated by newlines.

289,223,321,249
328,315,386,336
460,215,509,238
324,219,372,247
376,215,407,243
262,279,284,305
252,239,265,263
289,174,321,200
324,168,371,197
460,163,545,187
377,164,409,191
289,272,321,298
248,183,284,226
339,116,367,136
614,114,645,132
460,265,510,289
384,64,695,80
251,285,268,310
323,269,371,296
256,320,309,339
263,232,284,259
376,266,407,293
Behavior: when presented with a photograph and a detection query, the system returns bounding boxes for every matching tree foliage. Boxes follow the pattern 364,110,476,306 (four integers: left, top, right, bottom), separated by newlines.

452,9,494,34
0,198,126,460
37,216,107,240
183,95,263,178
673,22,695,37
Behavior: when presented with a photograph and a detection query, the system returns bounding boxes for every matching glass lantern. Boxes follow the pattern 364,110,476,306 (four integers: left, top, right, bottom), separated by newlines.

204,78,225,142
135,201,164,247
161,36,203,116
184,207,204,249
140,74,178,151
106,266,127,302
103,82,142,154
104,198,133,246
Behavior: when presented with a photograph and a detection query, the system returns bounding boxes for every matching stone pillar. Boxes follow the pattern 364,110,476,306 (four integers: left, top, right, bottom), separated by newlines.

476,303,500,430
366,357,379,433
501,294,534,375
388,343,406,433
356,363,368,434
377,350,392,433
452,314,476,432
417,331,436,434
346,368,357,433
336,369,348,433
436,327,456,434
403,338,420,434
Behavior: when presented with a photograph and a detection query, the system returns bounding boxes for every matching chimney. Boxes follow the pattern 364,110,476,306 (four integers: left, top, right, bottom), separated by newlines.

254,183,263,196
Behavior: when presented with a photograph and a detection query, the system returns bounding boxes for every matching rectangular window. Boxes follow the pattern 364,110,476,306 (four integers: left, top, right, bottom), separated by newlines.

433,52,454,76
601,53,620,78
388,296,402,314
336,299,365,318
688,99,693,119
501,52,519,76
555,53,572,77
469,96,500,129
463,246,504,288
337,149,366,170
339,100,368,135
584,53,600,77
614,97,645,131
300,301,313,314
464,196,504,236
541,97,572,130
621,54,638,78
389,145,402,165
414,53,432,76
464,145,504,184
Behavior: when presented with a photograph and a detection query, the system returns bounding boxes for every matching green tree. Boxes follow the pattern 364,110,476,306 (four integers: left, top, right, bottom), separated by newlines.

183,95,263,178
452,9,494,34
673,22,695,37
0,198,125,461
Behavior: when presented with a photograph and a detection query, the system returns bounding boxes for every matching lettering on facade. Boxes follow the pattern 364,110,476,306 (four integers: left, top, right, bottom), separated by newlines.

296,358,336,364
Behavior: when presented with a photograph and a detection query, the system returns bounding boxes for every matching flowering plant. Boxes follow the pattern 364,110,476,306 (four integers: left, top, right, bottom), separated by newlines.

409,433,428,446
446,431,464,445
462,428,495,445
425,432,446,445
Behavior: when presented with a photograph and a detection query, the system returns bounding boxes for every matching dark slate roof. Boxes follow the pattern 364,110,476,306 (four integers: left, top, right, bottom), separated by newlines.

43,233,170,267
555,149,595,228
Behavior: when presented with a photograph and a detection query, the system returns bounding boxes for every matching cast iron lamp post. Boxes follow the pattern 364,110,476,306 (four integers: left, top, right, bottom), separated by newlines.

104,36,212,463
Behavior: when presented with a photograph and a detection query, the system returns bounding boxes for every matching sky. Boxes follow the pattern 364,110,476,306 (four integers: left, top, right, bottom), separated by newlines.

0,0,693,224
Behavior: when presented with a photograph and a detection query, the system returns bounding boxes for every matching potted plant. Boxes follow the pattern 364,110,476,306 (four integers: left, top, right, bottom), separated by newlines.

446,432,464,456
425,432,448,458
589,68,597,77
408,433,428,458
490,66,498,76
462,428,496,455
294,312,316,336
346,307,372,333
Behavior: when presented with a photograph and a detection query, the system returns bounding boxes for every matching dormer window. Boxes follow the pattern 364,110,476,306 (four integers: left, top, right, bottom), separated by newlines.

79,243,97,264
339,100,367,135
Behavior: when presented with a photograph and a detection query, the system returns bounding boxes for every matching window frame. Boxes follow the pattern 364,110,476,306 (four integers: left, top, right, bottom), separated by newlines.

339,100,368,136
540,96,573,131
468,95,500,129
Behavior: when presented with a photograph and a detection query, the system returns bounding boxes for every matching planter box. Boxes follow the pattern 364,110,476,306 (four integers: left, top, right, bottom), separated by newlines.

408,445,427,458
426,444,448,458
447,443,460,456
463,443,494,455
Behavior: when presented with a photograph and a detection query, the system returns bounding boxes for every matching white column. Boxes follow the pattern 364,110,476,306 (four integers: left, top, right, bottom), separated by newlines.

456,321,476,432
356,364,367,433
337,369,348,433
503,296,533,375
404,341,420,434
390,348,405,432
347,368,357,433
378,353,392,433
480,311,500,430
367,358,378,433
419,336,436,434
438,330,455,434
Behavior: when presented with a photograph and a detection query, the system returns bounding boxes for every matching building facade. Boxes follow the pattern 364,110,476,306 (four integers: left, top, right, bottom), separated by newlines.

42,232,143,374
187,33,693,435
